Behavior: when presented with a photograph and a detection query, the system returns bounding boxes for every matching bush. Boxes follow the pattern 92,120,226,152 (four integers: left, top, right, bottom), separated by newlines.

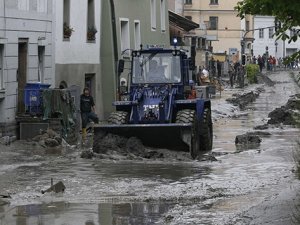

246,64,259,84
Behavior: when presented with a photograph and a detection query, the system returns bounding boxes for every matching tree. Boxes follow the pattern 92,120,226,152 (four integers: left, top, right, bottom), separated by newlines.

236,0,300,61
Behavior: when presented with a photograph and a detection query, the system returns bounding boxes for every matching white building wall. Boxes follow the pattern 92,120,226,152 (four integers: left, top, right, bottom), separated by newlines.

168,0,184,15
253,15,300,59
54,0,101,64
54,0,102,118
0,0,54,124
175,0,184,15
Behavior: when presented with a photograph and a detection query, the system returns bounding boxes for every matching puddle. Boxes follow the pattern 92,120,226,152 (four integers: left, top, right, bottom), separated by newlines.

0,201,171,225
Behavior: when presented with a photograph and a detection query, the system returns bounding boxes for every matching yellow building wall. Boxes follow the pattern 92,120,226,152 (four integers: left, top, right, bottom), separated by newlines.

184,0,253,55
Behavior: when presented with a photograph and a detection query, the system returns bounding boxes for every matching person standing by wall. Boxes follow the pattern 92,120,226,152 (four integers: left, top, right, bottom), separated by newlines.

228,63,235,88
80,87,99,139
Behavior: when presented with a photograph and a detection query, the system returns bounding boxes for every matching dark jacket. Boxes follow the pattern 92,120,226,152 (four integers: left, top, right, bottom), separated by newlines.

80,94,95,113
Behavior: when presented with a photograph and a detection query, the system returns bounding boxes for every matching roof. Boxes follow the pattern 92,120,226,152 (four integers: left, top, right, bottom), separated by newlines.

169,10,199,32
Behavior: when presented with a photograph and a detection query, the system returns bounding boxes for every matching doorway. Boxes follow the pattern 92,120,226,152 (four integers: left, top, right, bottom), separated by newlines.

18,39,28,113
85,73,95,96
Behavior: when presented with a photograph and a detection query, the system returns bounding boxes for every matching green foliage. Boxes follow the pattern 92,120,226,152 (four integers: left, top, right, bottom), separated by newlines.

236,0,300,61
246,64,259,84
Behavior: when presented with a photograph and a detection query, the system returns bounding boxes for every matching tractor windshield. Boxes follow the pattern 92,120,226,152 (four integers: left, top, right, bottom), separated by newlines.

132,52,182,84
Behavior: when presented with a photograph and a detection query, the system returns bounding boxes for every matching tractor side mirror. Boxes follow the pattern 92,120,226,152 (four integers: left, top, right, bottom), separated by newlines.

118,59,125,74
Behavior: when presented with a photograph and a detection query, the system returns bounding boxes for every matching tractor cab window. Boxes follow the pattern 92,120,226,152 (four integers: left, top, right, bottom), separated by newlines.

132,52,181,84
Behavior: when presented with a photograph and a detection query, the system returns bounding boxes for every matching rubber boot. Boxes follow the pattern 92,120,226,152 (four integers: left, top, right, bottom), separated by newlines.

82,128,87,140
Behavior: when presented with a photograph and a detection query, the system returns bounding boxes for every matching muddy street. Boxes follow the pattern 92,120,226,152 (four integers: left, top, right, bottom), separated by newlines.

0,71,300,225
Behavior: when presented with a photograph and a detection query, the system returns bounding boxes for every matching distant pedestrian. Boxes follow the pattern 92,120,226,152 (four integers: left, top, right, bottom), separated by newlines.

80,87,99,139
217,60,222,78
228,63,235,88
258,55,264,73
272,56,276,71
295,59,299,69
210,57,216,77
252,56,257,64
233,61,240,81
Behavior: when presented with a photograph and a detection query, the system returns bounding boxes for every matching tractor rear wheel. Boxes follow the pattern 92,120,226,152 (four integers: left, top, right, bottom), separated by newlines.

176,109,199,159
199,107,213,151
108,111,129,125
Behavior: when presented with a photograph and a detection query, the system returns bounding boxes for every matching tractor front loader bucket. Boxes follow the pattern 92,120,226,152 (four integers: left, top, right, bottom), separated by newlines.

93,123,193,153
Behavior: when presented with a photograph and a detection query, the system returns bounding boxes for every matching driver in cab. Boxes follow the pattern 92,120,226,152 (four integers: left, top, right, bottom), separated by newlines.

148,60,165,82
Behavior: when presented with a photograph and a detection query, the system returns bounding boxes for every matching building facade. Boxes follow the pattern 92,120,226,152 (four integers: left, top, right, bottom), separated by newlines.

0,0,54,135
54,0,102,117
101,0,170,118
253,15,300,59
168,0,184,15
183,0,254,60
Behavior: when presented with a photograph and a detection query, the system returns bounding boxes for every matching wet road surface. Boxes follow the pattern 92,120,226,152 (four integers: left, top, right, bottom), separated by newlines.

0,71,300,225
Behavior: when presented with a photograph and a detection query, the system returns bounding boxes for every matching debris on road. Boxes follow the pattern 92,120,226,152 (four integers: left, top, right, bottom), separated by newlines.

254,124,269,130
80,149,95,159
235,132,262,149
31,129,63,148
41,180,66,194
226,88,263,110
268,94,300,125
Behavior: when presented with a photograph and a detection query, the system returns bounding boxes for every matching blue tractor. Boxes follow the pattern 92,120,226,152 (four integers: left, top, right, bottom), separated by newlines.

94,47,213,159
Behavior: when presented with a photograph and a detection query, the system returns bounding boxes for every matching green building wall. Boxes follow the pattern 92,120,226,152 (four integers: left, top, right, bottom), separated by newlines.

100,0,170,119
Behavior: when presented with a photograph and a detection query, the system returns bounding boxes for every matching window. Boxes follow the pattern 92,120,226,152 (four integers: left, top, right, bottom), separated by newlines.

197,38,206,49
38,46,45,83
63,0,71,40
185,0,192,4
134,21,141,50
269,28,274,39
0,44,4,89
120,19,130,55
185,16,192,20
87,0,96,41
259,28,264,38
132,52,182,84
209,17,218,30
150,0,156,31
246,20,250,31
37,0,47,13
210,0,218,5
160,0,166,32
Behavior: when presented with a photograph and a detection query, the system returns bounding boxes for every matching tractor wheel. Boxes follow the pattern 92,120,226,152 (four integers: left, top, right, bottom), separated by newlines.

108,111,129,124
199,107,213,151
176,109,199,159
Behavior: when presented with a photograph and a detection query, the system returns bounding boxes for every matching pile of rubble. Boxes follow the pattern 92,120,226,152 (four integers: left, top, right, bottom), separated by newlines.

31,129,63,148
268,94,300,126
87,133,165,160
226,88,264,110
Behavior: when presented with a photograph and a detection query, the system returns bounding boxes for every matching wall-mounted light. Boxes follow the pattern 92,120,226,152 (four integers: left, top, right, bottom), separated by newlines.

173,37,178,48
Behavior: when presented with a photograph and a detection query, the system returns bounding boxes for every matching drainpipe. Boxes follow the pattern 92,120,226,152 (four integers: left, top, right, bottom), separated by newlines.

109,0,119,99
109,0,118,62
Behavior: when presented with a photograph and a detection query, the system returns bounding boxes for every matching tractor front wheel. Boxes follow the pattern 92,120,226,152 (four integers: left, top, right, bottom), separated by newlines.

176,109,200,159
108,111,129,125
199,107,213,151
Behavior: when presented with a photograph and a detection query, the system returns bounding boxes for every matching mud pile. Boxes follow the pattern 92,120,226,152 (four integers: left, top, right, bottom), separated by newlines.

90,133,166,160
268,94,300,126
235,132,262,150
31,129,63,148
226,88,263,110
257,73,276,86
